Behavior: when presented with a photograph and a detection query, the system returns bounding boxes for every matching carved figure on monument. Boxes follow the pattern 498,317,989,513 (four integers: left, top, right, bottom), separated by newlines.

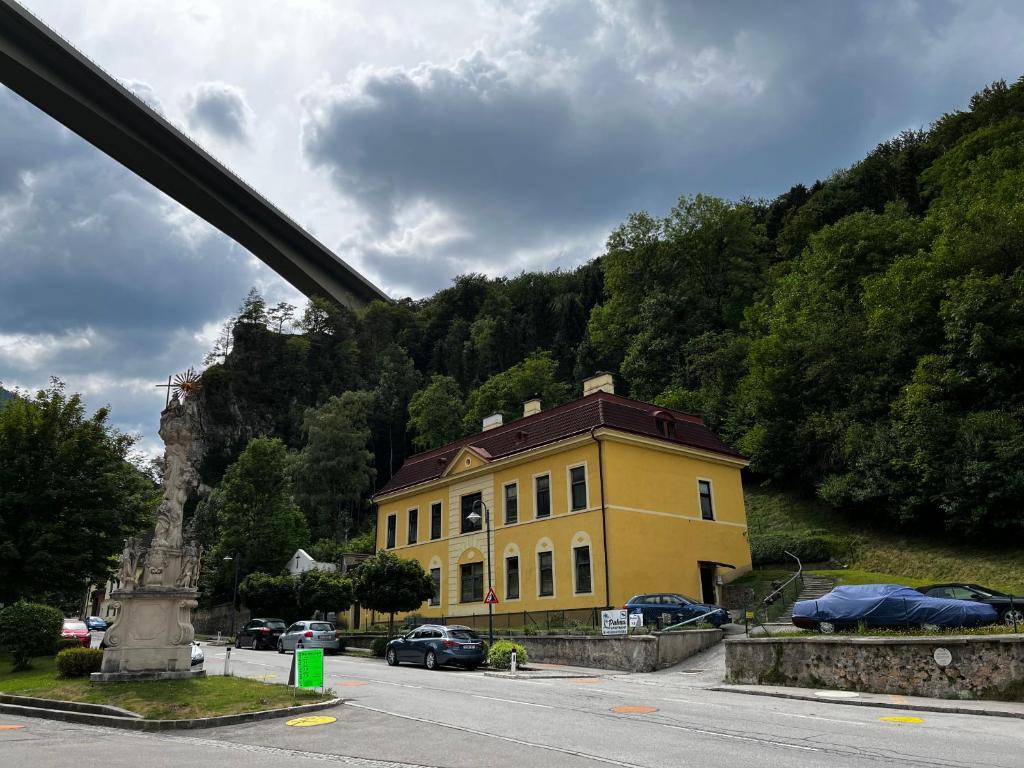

116,537,144,590
177,541,202,589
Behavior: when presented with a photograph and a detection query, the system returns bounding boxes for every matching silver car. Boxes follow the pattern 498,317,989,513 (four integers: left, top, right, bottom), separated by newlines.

276,621,340,654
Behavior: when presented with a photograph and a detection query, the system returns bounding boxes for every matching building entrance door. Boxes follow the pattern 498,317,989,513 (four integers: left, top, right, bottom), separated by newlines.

699,564,717,605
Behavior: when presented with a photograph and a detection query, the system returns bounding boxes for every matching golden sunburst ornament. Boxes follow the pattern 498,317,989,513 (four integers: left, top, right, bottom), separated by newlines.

172,368,201,399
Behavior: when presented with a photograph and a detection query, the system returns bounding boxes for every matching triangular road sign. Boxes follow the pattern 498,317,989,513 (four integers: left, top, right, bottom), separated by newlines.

484,586,499,604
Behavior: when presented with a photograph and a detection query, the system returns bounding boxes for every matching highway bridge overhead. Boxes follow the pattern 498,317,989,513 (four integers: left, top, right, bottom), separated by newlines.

0,0,389,309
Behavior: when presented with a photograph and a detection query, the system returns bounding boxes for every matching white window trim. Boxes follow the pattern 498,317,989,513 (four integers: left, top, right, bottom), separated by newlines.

429,499,444,540
570,532,594,596
406,506,419,545
385,513,397,549
566,462,589,513
696,477,715,521
504,554,521,602
535,540,556,599
502,480,519,526
533,471,552,519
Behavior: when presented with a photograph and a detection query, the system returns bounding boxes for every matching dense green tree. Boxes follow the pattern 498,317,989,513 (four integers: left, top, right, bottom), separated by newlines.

211,437,308,589
407,375,465,451
462,352,572,433
373,345,421,475
291,392,376,540
239,572,296,621
295,568,354,619
352,551,434,637
0,380,156,607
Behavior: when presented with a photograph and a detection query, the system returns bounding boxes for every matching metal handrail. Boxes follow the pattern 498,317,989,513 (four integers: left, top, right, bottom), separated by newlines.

763,550,803,606
661,609,725,632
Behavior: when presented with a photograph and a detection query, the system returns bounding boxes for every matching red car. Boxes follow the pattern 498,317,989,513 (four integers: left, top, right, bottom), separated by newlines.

61,619,91,647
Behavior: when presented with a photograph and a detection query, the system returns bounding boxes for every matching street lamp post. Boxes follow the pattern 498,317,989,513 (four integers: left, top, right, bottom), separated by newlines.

467,500,494,647
224,554,240,640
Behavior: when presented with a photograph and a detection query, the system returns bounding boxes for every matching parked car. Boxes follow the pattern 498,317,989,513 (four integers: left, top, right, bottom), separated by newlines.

623,593,731,627
792,584,999,632
276,621,340,655
915,583,1024,626
83,616,108,632
190,641,204,669
61,619,91,647
385,624,486,670
235,618,288,650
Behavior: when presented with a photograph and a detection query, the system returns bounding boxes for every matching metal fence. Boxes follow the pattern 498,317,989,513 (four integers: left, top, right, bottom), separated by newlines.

364,606,616,634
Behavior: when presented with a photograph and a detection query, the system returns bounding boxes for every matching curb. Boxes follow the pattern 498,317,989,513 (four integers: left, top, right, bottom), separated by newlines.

709,686,1024,720
0,693,142,718
484,670,601,680
0,697,344,731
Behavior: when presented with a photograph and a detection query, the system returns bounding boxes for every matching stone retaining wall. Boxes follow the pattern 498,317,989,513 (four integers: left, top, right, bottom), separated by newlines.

519,629,721,673
725,634,1024,700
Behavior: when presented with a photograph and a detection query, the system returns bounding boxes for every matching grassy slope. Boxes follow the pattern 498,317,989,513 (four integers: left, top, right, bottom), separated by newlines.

745,484,1024,595
0,654,330,719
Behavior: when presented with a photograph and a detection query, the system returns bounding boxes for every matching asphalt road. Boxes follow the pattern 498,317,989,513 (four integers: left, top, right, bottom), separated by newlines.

2,643,1021,767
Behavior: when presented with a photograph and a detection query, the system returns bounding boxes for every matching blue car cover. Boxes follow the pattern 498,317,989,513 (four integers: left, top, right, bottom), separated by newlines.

792,584,998,627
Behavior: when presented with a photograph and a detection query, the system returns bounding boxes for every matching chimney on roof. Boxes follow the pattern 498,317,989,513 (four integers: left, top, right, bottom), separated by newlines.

523,397,541,417
482,413,503,431
583,372,615,397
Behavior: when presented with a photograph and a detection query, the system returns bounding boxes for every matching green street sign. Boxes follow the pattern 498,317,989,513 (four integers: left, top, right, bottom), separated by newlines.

295,647,324,689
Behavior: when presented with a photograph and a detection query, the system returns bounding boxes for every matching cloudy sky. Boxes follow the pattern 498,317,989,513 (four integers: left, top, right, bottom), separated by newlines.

2,0,1023,455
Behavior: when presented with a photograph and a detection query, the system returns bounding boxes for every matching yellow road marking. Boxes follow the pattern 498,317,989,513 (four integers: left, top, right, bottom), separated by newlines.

612,705,658,714
335,681,368,687
0,725,26,730
286,716,337,727
880,716,924,724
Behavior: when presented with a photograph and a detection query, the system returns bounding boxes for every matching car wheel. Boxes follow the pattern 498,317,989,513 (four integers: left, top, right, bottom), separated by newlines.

235,636,242,649
327,648,338,656
818,621,836,634
385,648,399,666
1002,607,1024,626
251,637,260,651
425,650,438,670
277,641,284,654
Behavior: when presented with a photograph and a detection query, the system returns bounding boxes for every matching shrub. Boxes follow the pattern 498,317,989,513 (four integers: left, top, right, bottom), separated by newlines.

56,647,104,678
749,533,834,565
55,638,82,653
0,601,64,671
370,637,388,657
523,625,538,636
487,640,528,670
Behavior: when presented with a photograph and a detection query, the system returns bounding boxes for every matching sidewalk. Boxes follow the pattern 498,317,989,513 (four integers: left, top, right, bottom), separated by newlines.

485,661,606,680
712,683,1024,720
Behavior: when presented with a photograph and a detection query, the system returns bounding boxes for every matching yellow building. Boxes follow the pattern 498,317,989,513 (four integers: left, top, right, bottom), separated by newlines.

372,374,751,623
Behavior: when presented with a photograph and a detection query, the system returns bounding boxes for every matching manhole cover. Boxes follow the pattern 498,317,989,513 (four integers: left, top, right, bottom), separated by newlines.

814,690,860,699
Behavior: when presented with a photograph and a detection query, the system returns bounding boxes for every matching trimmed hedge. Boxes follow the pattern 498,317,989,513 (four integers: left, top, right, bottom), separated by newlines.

750,533,834,565
370,637,388,657
487,640,528,670
56,647,104,678
55,637,83,653
0,601,64,671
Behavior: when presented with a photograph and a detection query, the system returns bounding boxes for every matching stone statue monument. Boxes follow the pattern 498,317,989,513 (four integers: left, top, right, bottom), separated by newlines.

93,389,205,681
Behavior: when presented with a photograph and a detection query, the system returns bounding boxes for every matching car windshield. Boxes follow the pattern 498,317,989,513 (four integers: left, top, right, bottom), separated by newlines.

310,622,334,631
63,622,87,630
447,630,479,640
265,620,287,629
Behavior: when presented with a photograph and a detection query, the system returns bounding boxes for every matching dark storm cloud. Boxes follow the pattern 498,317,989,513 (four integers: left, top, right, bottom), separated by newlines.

302,0,1024,295
184,81,253,143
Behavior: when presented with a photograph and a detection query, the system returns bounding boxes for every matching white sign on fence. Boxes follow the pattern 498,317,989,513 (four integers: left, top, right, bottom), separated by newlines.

629,612,643,628
601,609,628,636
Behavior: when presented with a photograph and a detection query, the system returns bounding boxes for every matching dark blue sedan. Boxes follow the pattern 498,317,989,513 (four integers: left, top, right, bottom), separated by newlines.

385,624,486,670
83,616,108,632
624,593,731,627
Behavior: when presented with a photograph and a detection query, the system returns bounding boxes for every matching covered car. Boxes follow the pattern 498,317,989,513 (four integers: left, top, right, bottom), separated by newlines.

792,584,998,631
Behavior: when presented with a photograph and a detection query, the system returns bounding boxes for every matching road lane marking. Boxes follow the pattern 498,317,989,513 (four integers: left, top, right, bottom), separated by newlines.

0,725,26,730
330,675,422,689
335,681,369,687
785,713,866,726
880,716,924,724
286,716,337,727
345,702,654,768
612,706,658,714
470,694,554,709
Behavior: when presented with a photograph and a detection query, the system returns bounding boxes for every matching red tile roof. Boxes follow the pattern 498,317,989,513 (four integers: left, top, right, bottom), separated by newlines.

373,392,745,498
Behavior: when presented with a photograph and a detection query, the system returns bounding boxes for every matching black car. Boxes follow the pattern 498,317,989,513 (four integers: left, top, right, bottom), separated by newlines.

385,624,486,670
623,593,731,627
235,617,288,650
915,583,1024,625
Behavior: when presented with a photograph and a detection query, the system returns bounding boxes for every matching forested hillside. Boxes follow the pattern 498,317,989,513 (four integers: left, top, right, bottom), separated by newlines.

194,77,1024,557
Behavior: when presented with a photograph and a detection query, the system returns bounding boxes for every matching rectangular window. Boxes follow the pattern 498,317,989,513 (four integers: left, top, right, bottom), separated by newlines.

538,551,554,597
460,562,483,602
698,480,714,520
430,502,442,540
504,483,518,525
570,466,587,511
407,508,418,544
430,568,441,606
386,514,396,548
461,492,483,533
574,545,592,594
505,556,520,600
535,474,550,518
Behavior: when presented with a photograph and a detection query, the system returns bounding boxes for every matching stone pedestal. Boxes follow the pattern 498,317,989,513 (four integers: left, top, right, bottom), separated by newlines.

91,585,203,682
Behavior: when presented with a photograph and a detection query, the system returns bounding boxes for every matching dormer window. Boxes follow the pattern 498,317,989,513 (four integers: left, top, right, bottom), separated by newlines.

653,410,675,438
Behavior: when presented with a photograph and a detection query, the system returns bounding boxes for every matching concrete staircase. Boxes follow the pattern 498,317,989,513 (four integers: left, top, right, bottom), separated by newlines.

777,575,835,621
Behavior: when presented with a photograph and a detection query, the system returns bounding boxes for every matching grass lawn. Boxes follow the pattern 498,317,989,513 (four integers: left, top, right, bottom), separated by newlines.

0,654,332,719
745,485,1024,594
